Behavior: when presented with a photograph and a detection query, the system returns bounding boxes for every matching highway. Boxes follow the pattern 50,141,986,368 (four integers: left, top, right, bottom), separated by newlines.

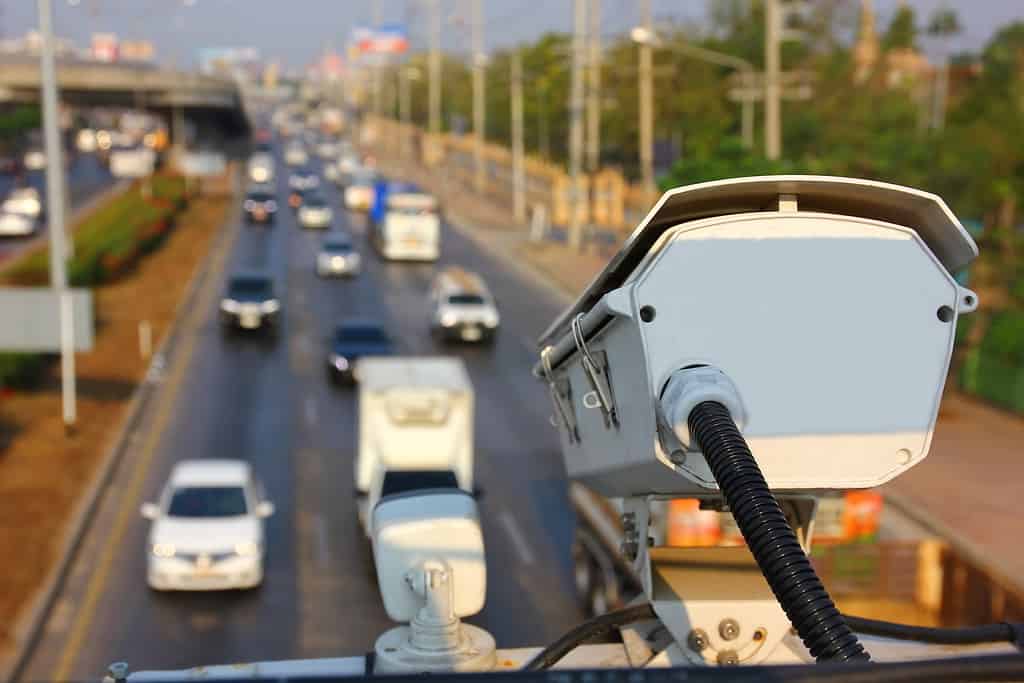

18,141,584,680
0,152,115,262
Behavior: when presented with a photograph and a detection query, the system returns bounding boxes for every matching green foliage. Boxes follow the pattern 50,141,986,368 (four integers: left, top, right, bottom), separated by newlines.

883,5,918,51
660,136,790,188
0,106,41,141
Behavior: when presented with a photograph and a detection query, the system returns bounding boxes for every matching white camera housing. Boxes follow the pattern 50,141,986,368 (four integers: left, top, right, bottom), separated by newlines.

536,176,978,497
372,490,486,621
371,489,495,673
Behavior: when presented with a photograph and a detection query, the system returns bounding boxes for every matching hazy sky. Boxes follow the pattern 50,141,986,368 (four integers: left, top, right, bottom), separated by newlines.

3,1,1021,70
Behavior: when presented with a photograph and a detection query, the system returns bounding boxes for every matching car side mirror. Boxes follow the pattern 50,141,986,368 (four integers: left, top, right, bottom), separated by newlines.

140,502,159,520
472,486,486,501
256,501,275,518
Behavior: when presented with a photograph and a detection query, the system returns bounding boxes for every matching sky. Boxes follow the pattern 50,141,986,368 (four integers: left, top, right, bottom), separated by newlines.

2,1,1021,70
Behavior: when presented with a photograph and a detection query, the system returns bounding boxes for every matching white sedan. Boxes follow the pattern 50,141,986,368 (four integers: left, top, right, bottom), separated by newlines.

0,212,36,236
298,198,332,229
2,187,42,219
141,459,274,591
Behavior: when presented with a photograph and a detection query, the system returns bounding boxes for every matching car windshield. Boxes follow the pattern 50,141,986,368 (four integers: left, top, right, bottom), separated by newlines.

448,294,486,306
247,193,273,202
336,326,388,344
352,172,375,185
305,196,327,208
228,277,271,299
166,486,248,518
324,241,352,253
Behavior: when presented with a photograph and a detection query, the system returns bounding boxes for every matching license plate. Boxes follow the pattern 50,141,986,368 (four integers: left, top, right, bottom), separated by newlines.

240,312,260,328
461,326,482,341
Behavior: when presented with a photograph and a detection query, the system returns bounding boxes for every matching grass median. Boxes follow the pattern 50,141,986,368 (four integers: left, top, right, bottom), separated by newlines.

0,172,231,660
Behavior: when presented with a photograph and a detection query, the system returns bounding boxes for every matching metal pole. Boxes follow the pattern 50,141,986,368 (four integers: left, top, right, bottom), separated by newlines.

638,0,654,195
399,67,411,159
741,69,754,149
511,50,525,223
567,0,586,250
372,0,382,117
765,0,782,160
429,0,441,135
931,60,948,131
471,0,485,194
585,0,601,172
38,0,76,429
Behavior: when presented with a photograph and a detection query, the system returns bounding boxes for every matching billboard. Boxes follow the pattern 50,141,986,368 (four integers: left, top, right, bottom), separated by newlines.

91,33,118,62
0,289,93,352
120,40,155,62
351,25,408,55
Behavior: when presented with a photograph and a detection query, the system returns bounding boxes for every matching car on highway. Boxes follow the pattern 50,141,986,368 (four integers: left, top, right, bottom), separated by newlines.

316,234,361,277
327,319,395,384
2,187,42,219
370,184,441,262
141,459,274,591
343,168,377,212
23,149,46,171
323,161,340,184
429,267,500,344
220,272,280,334
288,166,320,192
284,142,308,167
316,139,340,159
0,211,36,236
335,154,360,185
248,152,275,184
297,192,332,229
76,128,98,153
243,187,278,224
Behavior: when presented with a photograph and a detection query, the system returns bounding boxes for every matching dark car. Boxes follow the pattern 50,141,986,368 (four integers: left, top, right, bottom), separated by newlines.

220,273,280,334
326,320,394,383
243,189,278,224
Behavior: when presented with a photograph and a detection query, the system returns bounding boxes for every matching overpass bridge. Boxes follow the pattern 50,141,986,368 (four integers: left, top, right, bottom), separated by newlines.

0,56,250,142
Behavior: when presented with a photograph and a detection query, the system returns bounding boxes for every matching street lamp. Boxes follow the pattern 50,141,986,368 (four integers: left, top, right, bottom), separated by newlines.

630,28,755,150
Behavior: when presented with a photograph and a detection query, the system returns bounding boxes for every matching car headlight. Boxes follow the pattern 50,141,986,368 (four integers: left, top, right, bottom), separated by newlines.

440,312,458,328
265,200,278,211
234,540,261,557
261,299,280,314
482,311,500,328
243,200,255,210
152,543,176,558
330,353,349,371
221,299,240,313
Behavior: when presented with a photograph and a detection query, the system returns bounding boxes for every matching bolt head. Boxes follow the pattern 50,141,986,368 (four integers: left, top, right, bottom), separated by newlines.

688,629,709,652
719,618,740,641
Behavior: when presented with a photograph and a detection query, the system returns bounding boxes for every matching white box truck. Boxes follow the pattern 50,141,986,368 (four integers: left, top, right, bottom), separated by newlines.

355,357,474,535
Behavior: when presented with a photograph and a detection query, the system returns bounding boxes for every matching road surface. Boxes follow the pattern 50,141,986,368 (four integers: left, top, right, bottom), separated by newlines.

17,142,584,680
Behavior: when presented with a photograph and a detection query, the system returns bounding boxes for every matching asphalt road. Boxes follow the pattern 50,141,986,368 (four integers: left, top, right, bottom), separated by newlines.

0,152,115,261
18,143,584,681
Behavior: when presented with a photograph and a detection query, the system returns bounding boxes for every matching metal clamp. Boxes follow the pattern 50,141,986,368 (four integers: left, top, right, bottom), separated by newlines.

571,314,618,429
541,345,579,443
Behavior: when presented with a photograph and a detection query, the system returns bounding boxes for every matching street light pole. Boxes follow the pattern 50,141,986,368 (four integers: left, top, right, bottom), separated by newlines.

399,67,411,159
585,0,601,172
510,50,525,223
567,0,586,250
372,0,382,118
638,0,654,196
765,0,782,160
428,0,441,136
471,0,485,194
37,0,76,429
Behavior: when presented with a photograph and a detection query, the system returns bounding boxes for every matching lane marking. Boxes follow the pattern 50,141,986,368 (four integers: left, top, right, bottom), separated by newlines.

304,396,318,428
52,201,239,682
314,515,330,569
499,510,536,567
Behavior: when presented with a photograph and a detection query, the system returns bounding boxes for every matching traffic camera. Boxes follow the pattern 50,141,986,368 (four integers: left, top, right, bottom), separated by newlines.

535,175,978,665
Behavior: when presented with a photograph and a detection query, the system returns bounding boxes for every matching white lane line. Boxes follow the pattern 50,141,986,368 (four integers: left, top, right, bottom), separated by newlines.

499,510,536,566
314,514,330,568
304,396,318,427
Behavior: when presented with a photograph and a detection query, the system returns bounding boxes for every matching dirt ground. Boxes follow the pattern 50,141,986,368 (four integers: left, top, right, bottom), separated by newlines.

0,187,229,654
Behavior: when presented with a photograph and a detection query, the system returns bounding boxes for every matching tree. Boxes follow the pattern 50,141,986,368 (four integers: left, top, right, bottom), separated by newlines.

926,6,961,41
882,4,918,51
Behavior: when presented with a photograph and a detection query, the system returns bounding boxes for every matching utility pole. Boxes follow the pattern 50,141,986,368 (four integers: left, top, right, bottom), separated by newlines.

372,0,382,117
37,0,76,429
511,50,525,222
567,0,586,250
585,0,601,172
765,0,782,160
471,0,485,194
638,0,654,195
399,67,411,159
428,0,441,135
